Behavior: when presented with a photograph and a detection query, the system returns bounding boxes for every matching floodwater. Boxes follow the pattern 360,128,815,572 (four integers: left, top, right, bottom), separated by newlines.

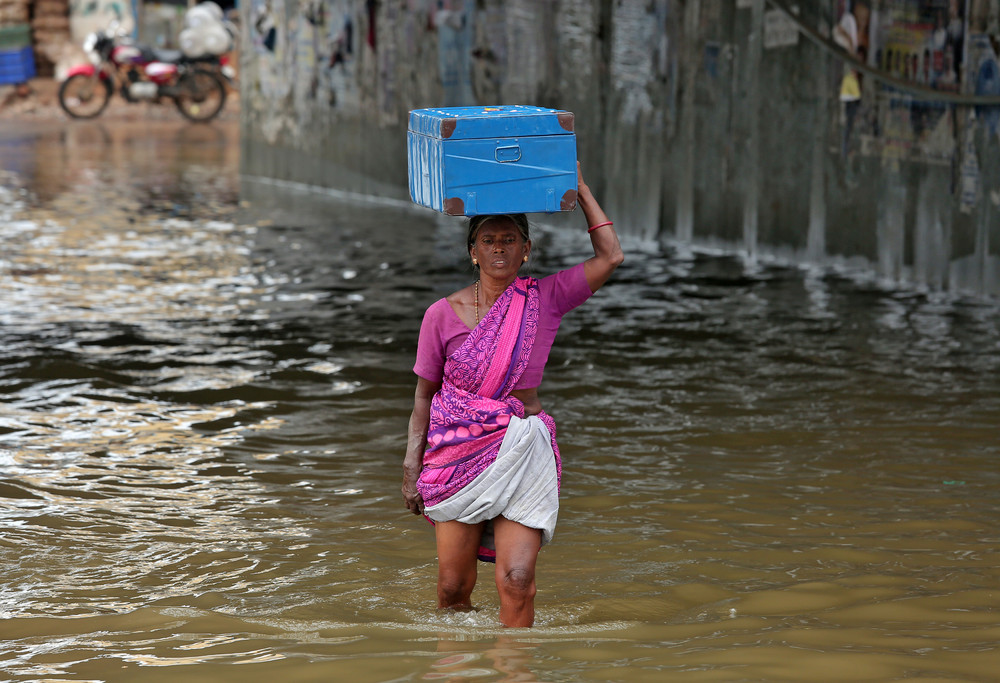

1,117,999,683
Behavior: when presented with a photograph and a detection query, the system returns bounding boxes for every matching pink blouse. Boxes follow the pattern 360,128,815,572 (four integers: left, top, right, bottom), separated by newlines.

414,262,593,389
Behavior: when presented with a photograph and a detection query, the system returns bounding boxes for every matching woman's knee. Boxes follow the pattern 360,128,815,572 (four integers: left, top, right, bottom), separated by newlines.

438,569,476,607
498,566,536,601
434,520,484,607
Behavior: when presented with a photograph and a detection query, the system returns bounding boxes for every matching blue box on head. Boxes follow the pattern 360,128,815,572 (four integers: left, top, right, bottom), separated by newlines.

407,105,578,217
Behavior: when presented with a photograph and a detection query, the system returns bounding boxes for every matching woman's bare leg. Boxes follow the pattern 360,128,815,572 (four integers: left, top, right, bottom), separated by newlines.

435,520,486,610
493,516,542,627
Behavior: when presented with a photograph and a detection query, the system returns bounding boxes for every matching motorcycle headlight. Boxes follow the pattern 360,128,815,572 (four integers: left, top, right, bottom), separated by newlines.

83,33,101,64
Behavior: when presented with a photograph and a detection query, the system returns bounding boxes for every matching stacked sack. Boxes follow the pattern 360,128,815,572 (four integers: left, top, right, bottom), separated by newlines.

31,0,71,78
0,0,33,85
179,2,234,59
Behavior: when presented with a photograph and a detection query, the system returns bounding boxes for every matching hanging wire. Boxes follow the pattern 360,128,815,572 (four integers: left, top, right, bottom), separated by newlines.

766,0,1000,106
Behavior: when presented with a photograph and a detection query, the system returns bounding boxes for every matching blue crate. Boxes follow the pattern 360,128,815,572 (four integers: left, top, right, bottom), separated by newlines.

408,105,578,216
0,45,36,85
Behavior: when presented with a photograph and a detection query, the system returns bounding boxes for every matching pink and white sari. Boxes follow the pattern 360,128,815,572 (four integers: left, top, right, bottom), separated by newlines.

417,276,562,562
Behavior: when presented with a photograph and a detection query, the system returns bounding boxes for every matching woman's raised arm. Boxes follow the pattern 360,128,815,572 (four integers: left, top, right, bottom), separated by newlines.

577,164,624,293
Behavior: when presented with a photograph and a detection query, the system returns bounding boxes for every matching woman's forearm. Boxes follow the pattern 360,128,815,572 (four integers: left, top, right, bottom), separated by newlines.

402,401,430,515
404,401,430,474
403,378,439,515
579,183,623,263
578,180,608,228
578,173,624,291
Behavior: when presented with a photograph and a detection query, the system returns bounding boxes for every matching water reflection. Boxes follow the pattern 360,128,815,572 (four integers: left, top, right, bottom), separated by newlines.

1,119,1000,681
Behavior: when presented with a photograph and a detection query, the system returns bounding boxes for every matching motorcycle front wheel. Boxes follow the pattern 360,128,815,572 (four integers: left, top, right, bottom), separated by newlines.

174,69,227,123
58,74,112,119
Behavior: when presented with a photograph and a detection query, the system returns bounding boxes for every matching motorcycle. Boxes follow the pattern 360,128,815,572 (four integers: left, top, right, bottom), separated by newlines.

58,23,227,123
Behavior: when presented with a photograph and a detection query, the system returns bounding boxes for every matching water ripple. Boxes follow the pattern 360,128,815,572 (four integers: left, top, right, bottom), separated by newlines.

2,125,1000,681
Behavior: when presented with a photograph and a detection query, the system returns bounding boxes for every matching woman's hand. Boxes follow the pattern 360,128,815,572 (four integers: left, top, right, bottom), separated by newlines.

577,162,593,199
402,465,424,515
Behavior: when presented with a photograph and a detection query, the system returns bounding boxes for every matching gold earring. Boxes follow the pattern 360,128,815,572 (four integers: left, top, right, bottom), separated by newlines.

523,255,528,262
472,258,478,265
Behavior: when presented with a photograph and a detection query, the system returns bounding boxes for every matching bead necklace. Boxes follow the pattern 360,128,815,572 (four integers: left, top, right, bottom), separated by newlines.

474,280,480,325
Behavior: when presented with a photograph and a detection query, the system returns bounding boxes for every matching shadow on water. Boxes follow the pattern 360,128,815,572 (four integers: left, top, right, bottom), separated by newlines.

1,119,1000,681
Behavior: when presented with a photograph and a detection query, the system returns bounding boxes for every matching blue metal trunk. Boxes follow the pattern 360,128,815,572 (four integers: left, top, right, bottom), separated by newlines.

407,105,578,216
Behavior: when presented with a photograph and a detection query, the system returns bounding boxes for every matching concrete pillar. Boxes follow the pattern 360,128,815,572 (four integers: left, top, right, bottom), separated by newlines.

877,166,907,283
913,170,949,291
675,0,700,243
807,35,828,263
975,186,990,298
742,0,765,262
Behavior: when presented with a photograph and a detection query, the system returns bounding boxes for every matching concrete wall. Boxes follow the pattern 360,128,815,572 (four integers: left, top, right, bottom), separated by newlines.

239,0,1000,298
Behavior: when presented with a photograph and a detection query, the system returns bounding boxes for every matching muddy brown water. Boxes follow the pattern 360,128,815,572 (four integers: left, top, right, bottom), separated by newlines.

1,118,999,682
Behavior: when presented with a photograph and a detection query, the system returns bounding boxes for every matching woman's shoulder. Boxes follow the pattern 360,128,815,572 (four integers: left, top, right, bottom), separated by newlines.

535,262,592,314
425,284,473,310
536,262,588,292
422,296,450,317
423,287,474,331
444,283,474,306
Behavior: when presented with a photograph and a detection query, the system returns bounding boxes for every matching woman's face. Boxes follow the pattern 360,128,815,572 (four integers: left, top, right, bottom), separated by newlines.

470,218,530,281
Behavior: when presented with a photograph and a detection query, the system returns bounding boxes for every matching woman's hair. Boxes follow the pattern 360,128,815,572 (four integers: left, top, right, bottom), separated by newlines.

466,214,530,250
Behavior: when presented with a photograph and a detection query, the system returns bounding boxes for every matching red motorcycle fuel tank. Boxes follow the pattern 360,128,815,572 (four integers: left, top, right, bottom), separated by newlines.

145,62,178,84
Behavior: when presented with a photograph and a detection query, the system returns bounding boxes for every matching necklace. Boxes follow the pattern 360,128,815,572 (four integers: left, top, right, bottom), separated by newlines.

474,280,480,324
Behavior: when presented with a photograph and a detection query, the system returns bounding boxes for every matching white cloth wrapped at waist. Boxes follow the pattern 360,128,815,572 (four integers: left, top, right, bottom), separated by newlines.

423,414,560,547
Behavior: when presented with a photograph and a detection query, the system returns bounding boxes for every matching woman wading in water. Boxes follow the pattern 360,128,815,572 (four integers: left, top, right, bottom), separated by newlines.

402,165,623,627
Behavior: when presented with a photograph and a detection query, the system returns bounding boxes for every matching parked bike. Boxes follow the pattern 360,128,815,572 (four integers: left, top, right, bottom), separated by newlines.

58,23,227,123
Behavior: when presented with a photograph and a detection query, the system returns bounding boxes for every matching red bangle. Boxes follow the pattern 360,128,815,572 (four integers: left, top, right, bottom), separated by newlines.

588,221,613,233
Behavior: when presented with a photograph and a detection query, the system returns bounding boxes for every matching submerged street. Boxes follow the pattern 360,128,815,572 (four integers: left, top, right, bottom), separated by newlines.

1,116,999,681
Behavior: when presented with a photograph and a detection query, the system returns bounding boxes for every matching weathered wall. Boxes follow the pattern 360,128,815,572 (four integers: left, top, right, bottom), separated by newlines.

239,0,1000,298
